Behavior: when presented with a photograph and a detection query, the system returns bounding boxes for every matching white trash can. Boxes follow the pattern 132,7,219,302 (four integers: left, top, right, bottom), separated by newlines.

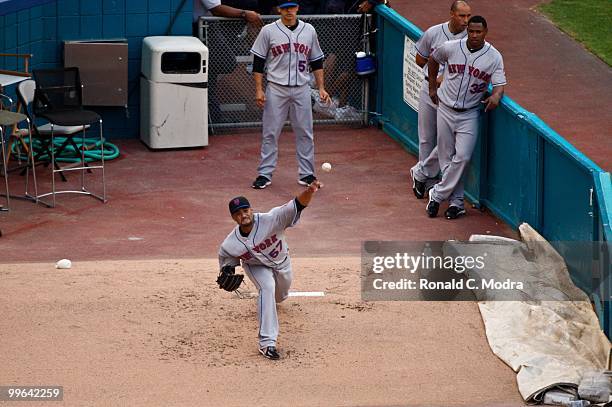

140,36,208,148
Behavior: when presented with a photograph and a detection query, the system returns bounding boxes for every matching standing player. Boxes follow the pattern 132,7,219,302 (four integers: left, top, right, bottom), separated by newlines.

218,181,322,359
250,0,330,189
410,1,471,199
426,15,506,219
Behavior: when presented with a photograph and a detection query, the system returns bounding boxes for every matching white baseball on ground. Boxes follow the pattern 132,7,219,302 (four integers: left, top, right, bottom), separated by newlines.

321,162,332,172
55,259,72,269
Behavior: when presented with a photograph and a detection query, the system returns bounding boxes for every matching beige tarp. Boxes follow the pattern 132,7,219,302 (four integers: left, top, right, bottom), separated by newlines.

465,224,610,402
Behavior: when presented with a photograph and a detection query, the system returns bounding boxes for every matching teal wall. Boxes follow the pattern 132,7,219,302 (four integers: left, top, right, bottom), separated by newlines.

0,0,193,138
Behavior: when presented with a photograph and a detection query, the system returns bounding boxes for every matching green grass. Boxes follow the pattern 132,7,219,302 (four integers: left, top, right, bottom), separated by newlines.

539,0,612,65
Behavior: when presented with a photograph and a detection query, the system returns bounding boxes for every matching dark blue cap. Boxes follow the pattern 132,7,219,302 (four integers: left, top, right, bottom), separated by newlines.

229,196,250,215
278,0,299,7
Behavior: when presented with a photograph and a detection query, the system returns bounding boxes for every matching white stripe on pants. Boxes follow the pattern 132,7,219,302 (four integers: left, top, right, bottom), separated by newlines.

258,82,315,180
243,260,293,348
411,79,440,183
430,103,480,208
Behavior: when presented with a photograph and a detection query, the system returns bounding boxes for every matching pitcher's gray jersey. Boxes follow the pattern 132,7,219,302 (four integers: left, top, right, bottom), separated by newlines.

218,199,301,269
250,19,324,87
432,38,506,110
414,21,467,77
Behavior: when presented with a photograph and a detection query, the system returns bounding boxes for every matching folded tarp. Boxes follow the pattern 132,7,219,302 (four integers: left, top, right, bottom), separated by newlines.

447,223,610,402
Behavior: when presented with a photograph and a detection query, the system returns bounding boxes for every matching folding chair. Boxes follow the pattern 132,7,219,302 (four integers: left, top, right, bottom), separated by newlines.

0,93,36,210
16,80,93,183
31,67,106,207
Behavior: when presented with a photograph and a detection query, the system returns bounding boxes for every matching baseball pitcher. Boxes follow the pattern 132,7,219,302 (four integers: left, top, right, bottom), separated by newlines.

218,181,322,360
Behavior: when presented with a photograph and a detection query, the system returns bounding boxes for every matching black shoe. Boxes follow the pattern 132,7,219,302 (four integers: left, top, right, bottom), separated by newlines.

259,346,280,360
298,174,317,186
252,175,271,189
426,195,440,218
445,206,466,219
410,168,426,199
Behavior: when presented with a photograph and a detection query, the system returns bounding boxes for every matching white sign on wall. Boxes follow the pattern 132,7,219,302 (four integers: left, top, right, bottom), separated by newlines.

403,36,424,112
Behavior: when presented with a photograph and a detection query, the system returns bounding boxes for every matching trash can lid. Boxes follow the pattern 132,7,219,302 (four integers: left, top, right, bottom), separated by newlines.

143,36,207,53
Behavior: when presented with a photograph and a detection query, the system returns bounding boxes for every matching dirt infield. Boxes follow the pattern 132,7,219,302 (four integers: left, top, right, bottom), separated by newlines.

0,258,524,406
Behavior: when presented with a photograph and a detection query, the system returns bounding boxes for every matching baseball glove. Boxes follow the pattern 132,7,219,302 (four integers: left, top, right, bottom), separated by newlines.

216,265,244,292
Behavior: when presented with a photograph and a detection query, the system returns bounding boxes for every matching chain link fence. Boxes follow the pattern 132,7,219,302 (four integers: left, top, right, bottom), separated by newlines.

198,14,371,130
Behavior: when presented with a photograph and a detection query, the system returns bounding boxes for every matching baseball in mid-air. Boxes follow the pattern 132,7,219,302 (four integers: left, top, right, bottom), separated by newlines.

321,162,332,172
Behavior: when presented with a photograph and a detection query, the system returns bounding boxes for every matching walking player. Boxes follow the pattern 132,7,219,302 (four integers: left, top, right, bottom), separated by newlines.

426,15,506,219
250,0,330,189
410,0,471,199
218,181,322,359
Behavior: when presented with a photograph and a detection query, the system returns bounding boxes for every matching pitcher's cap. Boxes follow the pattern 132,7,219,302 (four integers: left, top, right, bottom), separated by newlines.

229,196,250,215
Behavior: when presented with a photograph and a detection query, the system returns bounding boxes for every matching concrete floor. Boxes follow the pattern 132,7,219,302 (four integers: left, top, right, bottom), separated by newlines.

1,0,609,262
0,127,514,263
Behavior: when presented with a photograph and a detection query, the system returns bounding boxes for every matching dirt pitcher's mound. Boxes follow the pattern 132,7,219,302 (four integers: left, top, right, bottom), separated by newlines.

0,258,523,406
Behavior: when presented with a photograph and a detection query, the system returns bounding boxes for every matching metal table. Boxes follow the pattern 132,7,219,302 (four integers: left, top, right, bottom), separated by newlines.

1,72,32,211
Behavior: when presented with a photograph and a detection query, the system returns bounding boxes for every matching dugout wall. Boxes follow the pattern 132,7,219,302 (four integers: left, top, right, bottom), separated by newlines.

0,0,370,137
0,0,193,139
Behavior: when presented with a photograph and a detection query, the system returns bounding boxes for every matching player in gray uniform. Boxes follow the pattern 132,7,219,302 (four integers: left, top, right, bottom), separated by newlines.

250,0,330,189
410,1,471,199
426,15,506,219
218,180,322,359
